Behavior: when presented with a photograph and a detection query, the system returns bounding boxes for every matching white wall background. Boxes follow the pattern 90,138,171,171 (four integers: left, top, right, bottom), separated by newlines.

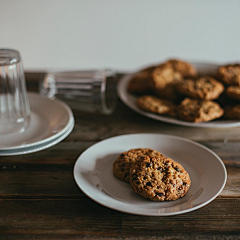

0,0,240,72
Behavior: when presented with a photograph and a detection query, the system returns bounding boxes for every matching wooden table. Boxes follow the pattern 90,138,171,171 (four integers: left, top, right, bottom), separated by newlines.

0,72,240,239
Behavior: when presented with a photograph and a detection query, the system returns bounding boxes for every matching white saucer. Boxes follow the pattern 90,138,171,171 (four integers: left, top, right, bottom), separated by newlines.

0,92,74,150
0,120,74,156
74,133,227,216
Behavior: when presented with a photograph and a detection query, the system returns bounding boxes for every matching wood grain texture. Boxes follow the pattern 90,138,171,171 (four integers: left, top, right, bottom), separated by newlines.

0,73,239,239
0,160,238,198
0,198,239,238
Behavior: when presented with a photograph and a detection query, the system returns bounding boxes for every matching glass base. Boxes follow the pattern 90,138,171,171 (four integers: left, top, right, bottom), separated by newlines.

0,118,30,135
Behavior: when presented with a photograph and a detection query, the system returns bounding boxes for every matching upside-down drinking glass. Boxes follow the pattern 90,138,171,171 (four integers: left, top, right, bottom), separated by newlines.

40,70,117,115
0,49,31,135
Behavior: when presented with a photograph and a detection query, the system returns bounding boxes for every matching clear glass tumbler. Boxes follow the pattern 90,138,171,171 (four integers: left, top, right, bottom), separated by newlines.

40,70,117,115
0,49,31,135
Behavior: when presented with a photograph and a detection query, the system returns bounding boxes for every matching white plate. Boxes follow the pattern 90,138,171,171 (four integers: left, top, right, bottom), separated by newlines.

73,133,227,216
117,62,240,128
0,120,74,156
0,92,74,150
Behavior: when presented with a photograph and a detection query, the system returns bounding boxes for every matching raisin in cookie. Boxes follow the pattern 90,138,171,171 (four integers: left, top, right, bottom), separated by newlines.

130,155,191,201
177,76,224,100
113,148,164,183
226,86,240,101
178,98,224,122
127,66,156,95
151,63,183,102
166,59,197,78
218,64,240,86
136,95,177,117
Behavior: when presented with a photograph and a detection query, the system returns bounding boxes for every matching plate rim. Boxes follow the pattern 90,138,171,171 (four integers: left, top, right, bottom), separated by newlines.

0,119,74,156
73,133,227,216
0,92,74,150
117,62,240,128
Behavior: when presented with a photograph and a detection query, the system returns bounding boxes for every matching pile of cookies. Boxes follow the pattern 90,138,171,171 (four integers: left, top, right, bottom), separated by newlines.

113,148,191,201
127,59,240,122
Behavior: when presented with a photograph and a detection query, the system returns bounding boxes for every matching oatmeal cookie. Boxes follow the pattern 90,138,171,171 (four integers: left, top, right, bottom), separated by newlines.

166,59,197,78
178,98,224,122
218,64,240,86
136,95,177,117
177,76,224,100
113,148,164,183
127,66,156,95
151,63,183,101
226,86,240,101
224,105,240,120
130,155,191,201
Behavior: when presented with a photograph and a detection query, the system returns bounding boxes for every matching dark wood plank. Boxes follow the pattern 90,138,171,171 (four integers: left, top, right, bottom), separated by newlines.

0,198,239,239
0,140,239,197
0,165,238,197
0,142,95,165
1,139,240,165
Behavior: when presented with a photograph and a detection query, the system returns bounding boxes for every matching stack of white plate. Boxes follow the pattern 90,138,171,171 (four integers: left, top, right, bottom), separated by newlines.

0,92,74,156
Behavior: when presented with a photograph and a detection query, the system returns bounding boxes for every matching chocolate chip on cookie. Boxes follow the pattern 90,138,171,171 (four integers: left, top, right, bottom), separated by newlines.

178,98,224,122
129,155,191,201
113,148,164,183
177,76,224,100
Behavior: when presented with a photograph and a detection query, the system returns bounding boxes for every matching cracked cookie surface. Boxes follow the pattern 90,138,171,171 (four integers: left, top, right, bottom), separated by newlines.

113,148,164,183
178,98,224,122
177,76,224,100
137,95,177,117
166,59,197,78
218,64,240,86
151,63,183,102
130,156,191,201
